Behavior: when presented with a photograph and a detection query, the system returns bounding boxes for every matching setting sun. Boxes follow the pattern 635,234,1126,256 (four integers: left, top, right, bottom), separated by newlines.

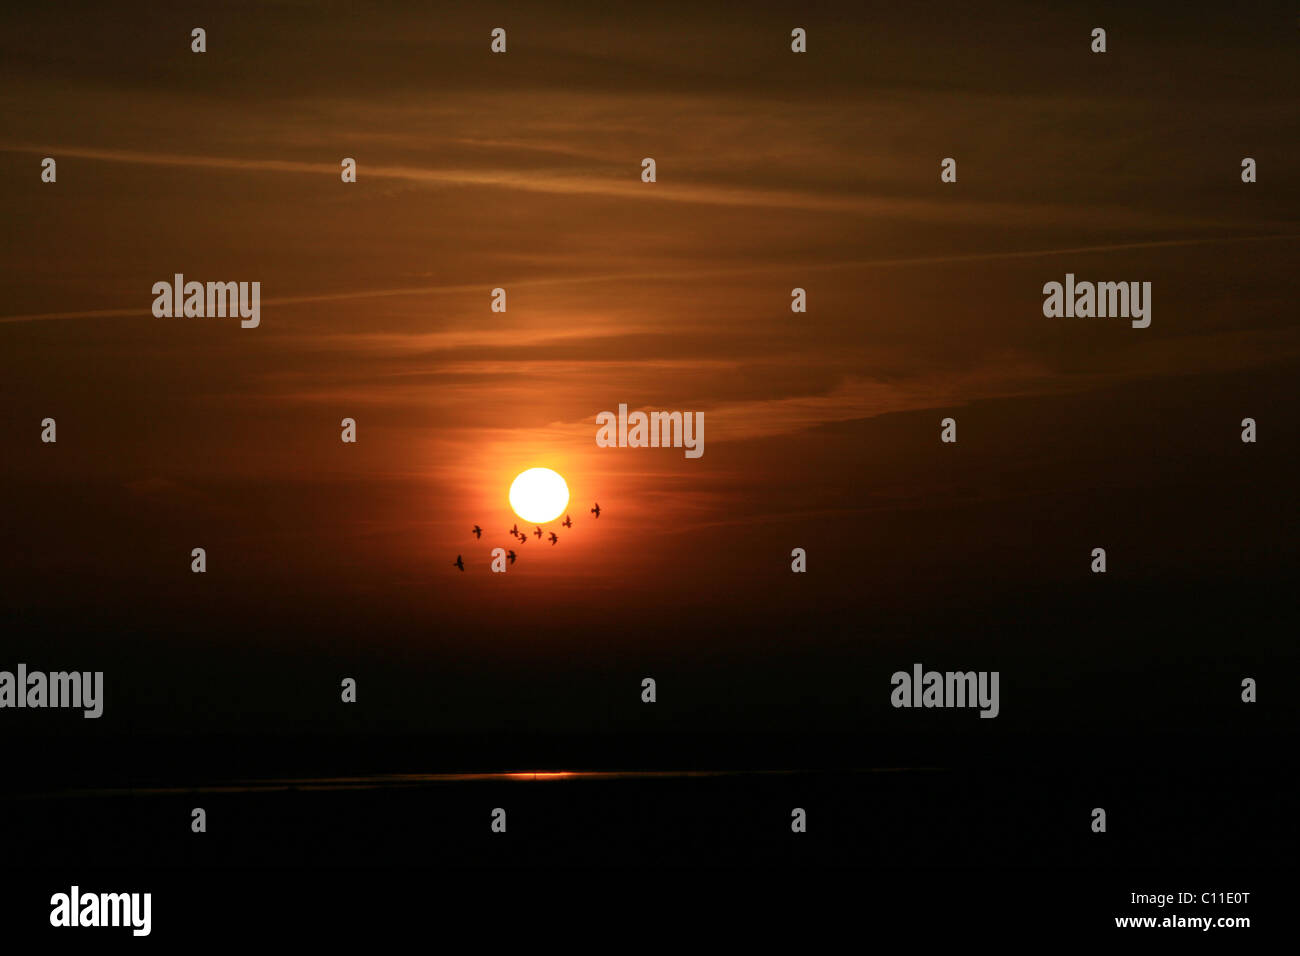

508,468,570,524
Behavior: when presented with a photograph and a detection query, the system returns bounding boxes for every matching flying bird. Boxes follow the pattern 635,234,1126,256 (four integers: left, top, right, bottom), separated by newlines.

471,525,482,539
590,503,601,518
510,524,520,538
506,550,517,565
548,532,558,545
533,526,543,539
562,515,572,528
453,555,465,571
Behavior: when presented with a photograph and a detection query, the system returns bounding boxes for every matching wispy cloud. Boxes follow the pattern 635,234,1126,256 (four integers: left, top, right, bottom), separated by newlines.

3,232,1294,325
1,144,1248,228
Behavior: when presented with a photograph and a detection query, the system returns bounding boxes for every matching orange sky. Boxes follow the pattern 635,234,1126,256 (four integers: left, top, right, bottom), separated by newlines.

1,1,1297,737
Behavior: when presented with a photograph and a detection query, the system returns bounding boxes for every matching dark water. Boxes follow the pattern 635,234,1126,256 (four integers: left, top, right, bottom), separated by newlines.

3,734,1294,939
8,763,1294,868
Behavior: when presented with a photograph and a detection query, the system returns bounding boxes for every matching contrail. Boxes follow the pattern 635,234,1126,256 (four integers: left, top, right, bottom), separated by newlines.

1,143,1245,223
1,233,1295,325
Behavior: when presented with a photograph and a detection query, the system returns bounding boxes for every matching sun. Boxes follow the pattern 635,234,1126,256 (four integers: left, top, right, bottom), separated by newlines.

509,467,570,524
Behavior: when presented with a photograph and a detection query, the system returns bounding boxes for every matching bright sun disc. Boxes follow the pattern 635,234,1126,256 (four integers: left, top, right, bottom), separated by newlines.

509,468,570,523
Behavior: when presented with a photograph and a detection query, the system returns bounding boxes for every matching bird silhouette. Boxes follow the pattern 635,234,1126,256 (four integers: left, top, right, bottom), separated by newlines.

533,526,542,539
510,524,520,538
453,555,465,571
471,525,482,539
516,534,525,545
548,532,558,545
590,503,601,518
506,549,517,565
562,515,572,528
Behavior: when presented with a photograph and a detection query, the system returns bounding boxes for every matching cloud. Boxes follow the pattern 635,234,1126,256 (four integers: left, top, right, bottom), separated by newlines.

1,143,1251,228
2,232,1293,325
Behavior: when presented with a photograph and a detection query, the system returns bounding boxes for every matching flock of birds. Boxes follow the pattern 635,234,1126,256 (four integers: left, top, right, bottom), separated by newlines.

453,503,601,571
